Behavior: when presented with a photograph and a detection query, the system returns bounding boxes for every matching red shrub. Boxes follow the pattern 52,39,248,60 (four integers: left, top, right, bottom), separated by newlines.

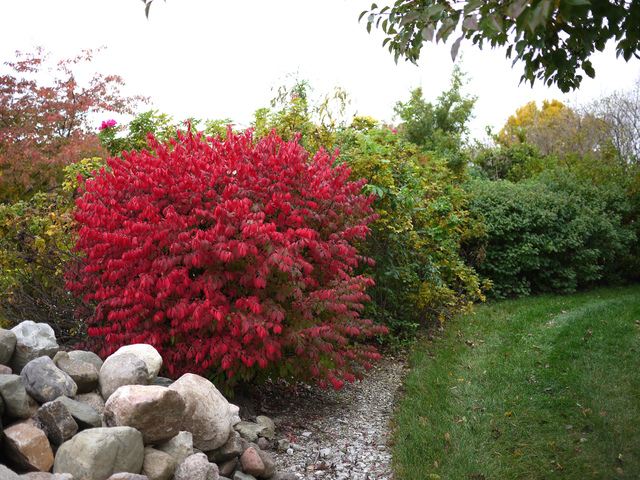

68,130,387,388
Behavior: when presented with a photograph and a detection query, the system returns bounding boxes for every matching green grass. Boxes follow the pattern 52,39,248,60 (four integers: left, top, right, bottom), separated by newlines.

393,285,640,480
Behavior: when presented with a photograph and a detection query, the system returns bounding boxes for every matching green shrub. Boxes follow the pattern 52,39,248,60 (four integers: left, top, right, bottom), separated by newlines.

467,173,636,298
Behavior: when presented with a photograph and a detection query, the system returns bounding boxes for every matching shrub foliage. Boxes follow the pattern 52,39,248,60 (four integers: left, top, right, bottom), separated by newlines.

68,130,387,388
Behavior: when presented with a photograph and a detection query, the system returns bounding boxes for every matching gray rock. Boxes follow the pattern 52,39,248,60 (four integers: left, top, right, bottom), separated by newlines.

152,377,173,387
53,427,144,480
4,420,55,472
0,328,17,365
254,416,275,440
0,374,38,418
73,391,105,415
54,351,99,394
36,400,78,445
173,453,218,480
218,458,237,477
110,345,162,382
99,353,149,400
103,385,186,444
233,473,256,480
67,350,103,371
206,430,244,463
106,475,148,480
19,473,74,480
21,356,77,403
141,447,176,480
156,431,193,466
54,396,101,429
234,422,265,443
10,321,59,373
0,464,20,480
169,373,237,450
256,437,270,451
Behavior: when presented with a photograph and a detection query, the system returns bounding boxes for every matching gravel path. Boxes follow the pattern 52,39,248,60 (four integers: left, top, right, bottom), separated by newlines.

254,353,408,480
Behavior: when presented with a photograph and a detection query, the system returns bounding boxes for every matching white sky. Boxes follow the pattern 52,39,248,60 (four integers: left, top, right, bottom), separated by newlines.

2,0,639,140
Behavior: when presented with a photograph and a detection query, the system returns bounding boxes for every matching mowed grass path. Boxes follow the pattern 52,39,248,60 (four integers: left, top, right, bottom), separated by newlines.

393,286,640,479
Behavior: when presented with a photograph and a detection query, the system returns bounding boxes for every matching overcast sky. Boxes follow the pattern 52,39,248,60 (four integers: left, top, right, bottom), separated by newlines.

2,0,639,140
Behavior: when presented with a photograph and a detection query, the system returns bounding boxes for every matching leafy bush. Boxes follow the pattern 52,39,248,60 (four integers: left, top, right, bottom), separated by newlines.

467,174,636,298
337,126,485,333
68,130,387,388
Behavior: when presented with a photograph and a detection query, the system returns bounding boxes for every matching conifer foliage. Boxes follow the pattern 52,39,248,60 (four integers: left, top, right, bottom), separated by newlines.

68,130,386,388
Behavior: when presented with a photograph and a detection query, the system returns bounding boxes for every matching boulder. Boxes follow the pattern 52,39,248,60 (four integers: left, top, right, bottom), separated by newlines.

173,453,219,480
36,401,78,445
21,356,77,403
54,351,99,394
54,396,101,429
0,328,17,365
156,431,193,466
168,374,235,450
53,427,144,480
141,447,176,480
4,420,54,472
0,464,20,480
19,473,74,480
74,392,105,415
254,416,275,440
206,430,244,463
10,321,59,373
0,374,38,418
239,447,265,478
103,385,186,444
67,350,103,371
110,345,162,381
99,353,149,400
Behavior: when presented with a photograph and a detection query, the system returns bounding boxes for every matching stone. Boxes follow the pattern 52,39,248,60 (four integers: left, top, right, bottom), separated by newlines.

254,416,275,440
141,447,176,480
234,422,265,443
111,345,162,381
156,431,193,466
0,374,38,418
4,420,54,472
206,431,244,463
0,364,13,374
173,453,219,480
152,377,173,387
74,392,105,415
0,464,20,480
253,445,276,478
106,475,148,480
233,473,256,480
54,396,101,429
53,427,144,480
99,353,149,400
19,474,74,480
10,321,59,373
218,458,238,478
67,350,103,371
256,437,270,451
36,401,78,445
239,447,265,478
103,385,186,444
21,356,77,403
0,328,17,365
169,374,236,451
54,351,99,394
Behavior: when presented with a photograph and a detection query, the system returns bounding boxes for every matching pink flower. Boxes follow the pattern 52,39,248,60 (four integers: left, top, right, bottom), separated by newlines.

99,119,117,131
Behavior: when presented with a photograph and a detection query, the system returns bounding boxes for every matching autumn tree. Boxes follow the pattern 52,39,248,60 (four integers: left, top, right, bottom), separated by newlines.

362,0,640,92
0,48,143,201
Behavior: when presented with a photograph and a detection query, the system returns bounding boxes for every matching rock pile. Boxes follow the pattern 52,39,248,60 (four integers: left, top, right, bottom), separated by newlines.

0,321,296,480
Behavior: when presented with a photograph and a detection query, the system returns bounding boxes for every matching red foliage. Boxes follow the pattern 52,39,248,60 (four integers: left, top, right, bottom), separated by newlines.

0,48,143,200
68,130,387,387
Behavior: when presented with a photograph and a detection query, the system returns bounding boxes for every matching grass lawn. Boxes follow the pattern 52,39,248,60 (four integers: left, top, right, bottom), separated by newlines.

392,285,640,479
